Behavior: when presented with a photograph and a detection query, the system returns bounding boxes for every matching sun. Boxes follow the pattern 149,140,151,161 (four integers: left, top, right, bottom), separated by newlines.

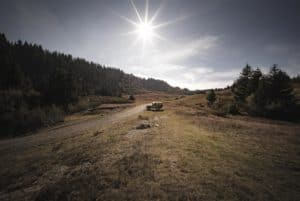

136,22,154,42
119,0,169,50
119,0,186,52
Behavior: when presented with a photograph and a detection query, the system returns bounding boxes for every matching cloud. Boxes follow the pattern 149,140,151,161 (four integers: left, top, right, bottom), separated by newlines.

122,35,219,70
151,36,219,64
162,66,238,90
126,62,239,90
119,35,233,89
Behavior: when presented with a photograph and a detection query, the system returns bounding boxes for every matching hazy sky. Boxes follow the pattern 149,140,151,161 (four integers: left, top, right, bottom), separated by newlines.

1,0,299,89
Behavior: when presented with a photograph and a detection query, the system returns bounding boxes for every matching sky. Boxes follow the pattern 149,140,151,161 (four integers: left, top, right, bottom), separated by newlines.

1,0,299,89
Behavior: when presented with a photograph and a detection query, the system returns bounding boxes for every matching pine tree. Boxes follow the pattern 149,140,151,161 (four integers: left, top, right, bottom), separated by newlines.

248,67,262,94
250,65,296,119
232,64,252,102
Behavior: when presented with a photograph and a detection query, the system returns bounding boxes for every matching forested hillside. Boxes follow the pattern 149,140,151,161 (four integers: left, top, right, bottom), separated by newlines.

0,33,182,136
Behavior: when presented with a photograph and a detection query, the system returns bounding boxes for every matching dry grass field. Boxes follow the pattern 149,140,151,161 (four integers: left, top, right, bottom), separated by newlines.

0,92,299,201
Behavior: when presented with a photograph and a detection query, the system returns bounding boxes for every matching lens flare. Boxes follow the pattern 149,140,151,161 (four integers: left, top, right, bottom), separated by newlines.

120,0,166,51
119,0,186,54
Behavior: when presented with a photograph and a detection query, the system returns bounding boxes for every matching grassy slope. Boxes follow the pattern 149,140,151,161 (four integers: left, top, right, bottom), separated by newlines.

0,93,299,201
163,95,300,200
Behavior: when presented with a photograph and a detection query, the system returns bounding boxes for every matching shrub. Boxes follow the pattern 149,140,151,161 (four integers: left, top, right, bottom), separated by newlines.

0,90,24,113
129,95,135,101
68,99,89,113
206,90,216,106
214,102,239,117
214,110,227,117
0,107,43,136
44,105,64,125
0,105,64,137
225,103,239,115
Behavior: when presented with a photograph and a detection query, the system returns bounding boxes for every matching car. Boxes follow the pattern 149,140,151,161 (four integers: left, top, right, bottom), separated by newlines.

146,102,163,111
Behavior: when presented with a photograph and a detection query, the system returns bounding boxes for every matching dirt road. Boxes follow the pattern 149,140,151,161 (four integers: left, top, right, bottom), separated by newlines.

0,104,147,154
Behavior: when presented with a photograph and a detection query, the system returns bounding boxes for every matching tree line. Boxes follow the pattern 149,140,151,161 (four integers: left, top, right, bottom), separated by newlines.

0,33,183,136
206,64,299,120
231,64,299,120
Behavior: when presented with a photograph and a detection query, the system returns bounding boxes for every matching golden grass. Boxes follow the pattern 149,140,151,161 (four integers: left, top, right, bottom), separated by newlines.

0,93,299,201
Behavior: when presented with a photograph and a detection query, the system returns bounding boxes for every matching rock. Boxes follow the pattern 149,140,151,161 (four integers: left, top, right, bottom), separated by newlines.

136,123,151,129
93,130,103,136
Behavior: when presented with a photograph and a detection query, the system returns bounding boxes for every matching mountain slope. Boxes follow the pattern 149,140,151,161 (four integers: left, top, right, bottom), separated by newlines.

0,33,183,136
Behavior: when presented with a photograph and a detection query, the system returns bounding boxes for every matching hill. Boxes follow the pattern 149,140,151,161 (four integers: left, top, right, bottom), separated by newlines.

0,33,182,98
0,33,183,136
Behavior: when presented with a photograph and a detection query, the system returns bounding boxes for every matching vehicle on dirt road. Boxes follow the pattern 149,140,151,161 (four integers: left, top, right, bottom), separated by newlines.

146,102,163,111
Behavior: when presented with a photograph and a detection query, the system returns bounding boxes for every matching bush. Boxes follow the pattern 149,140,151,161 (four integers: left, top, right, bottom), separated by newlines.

225,103,239,115
214,102,239,117
44,105,64,125
214,110,227,117
129,95,135,101
206,90,216,106
248,99,298,120
0,90,24,113
0,105,64,137
68,99,89,113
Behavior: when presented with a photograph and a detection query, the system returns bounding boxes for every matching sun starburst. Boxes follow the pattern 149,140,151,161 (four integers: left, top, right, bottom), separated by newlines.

120,0,167,52
136,22,154,42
